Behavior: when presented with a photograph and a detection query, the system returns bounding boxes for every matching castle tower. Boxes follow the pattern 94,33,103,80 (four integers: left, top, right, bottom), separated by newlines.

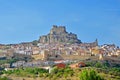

95,39,98,46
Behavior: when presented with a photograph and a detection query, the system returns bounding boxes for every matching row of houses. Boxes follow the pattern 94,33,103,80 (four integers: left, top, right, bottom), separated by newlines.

11,59,72,68
0,41,120,61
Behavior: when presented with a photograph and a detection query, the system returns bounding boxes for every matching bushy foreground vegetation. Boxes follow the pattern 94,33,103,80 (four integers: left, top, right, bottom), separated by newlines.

1,61,120,80
48,67,74,80
3,68,48,78
1,67,105,80
0,76,8,80
79,69,104,80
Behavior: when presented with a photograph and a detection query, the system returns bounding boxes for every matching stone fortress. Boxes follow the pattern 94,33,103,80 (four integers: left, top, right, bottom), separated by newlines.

39,25,81,44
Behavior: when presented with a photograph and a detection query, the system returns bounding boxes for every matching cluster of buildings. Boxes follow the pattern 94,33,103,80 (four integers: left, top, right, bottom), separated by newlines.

0,40,120,69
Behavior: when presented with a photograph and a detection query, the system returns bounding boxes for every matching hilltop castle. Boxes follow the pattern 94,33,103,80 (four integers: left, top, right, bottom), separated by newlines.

39,25,81,44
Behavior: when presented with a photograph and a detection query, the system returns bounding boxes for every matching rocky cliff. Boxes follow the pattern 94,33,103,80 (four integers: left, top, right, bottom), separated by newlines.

39,25,81,44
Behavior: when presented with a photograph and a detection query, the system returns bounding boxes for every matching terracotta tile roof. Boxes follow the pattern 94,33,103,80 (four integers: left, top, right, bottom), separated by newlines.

56,63,66,68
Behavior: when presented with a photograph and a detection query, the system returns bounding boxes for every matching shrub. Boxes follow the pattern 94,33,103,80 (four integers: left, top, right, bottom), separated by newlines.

95,62,103,68
79,69,104,80
0,76,8,80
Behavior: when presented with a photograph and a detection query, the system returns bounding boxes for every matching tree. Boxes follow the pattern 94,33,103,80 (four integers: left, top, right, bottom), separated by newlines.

79,69,104,80
95,62,103,68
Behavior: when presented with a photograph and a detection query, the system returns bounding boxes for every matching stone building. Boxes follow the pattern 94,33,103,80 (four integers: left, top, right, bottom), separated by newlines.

39,25,81,44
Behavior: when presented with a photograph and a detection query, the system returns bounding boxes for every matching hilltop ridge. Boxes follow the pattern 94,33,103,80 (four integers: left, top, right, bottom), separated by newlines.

39,25,81,44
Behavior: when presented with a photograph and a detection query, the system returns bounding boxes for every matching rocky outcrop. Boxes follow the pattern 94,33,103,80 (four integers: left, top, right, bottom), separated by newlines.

39,25,81,44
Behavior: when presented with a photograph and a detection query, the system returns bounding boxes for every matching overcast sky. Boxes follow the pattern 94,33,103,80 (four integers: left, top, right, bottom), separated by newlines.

0,0,120,46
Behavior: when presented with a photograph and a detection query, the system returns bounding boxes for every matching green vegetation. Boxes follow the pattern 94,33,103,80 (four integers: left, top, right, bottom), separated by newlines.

0,59,18,65
86,60,111,68
11,53,33,62
1,61,120,80
3,67,48,77
0,60,8,65
1,67,120,80
2,67,75,80
50,67,74,79
0,53,33,68
108,68,120,77
79,69,104,80
0,76,8,80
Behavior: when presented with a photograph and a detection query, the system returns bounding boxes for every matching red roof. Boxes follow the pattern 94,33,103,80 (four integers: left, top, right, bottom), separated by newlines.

56,63,66,68
69,62,86,68
78,62,86,67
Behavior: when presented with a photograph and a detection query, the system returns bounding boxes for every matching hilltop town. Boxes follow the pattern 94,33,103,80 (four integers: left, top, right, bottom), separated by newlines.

0,25,120,80
0,25,120,70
